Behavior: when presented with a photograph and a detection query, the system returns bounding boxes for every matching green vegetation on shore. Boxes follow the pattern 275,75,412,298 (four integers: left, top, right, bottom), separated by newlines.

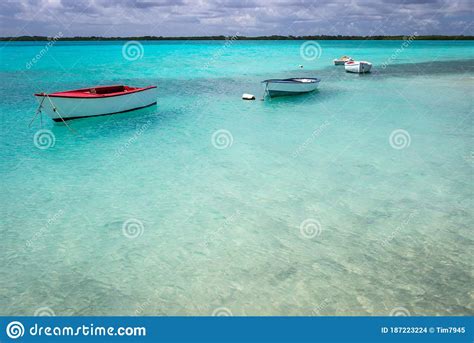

1,35,473,41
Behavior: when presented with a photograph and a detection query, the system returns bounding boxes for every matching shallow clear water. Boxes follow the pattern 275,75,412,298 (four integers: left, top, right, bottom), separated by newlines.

0,40,473,316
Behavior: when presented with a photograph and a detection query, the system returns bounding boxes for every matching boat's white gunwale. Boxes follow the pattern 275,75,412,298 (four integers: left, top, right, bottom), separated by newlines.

262,78,320,84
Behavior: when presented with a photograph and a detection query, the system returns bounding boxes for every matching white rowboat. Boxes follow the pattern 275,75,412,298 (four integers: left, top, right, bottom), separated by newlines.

34,85,157,121
344,61,372,73
262,78,320,97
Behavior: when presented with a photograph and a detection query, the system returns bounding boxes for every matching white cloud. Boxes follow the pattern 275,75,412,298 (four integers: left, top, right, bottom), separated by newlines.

1,0,472,36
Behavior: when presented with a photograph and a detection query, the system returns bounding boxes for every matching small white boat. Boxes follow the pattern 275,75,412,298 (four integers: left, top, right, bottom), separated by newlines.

34,85,157,121
334,56,353,65
344,61,372,73
262,78,320,97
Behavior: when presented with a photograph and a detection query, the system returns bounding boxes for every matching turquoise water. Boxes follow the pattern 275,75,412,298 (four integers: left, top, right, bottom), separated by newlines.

1,40,473,316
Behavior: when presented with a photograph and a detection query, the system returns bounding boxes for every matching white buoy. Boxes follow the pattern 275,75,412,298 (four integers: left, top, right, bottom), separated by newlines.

242,93,255,100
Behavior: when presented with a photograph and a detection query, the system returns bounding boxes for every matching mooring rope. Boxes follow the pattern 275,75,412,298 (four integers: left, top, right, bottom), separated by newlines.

29,95,46,128
44,95,76,134
31,93,77,134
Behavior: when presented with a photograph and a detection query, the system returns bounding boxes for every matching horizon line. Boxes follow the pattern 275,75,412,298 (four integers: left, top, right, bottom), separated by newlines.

1,34,474,41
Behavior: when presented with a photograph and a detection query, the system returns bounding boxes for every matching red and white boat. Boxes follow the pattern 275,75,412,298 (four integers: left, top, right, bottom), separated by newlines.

344,61,372,73
34,85,157,121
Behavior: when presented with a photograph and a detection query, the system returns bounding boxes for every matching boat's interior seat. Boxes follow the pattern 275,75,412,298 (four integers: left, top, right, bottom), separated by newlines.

94,85,126,94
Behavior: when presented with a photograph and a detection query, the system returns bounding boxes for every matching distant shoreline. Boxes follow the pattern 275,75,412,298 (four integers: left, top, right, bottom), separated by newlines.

1,35,473,41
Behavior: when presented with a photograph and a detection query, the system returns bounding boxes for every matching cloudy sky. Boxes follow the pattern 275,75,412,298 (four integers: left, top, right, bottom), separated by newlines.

1,0,472,37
